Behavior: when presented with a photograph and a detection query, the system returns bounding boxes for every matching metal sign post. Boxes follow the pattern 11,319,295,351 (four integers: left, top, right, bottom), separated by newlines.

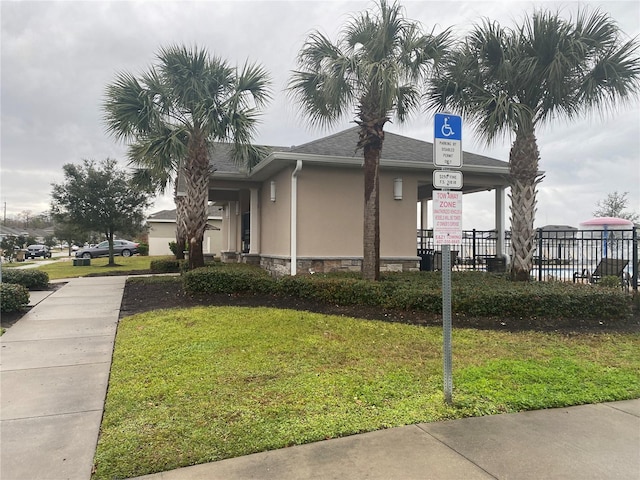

433,112,463,406
442,244,453,405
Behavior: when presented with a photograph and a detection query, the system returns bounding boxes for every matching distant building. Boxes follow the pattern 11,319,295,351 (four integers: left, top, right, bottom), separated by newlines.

147,206,223,257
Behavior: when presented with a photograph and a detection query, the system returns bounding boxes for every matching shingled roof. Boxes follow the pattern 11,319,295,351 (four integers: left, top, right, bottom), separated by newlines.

208,127,507,174
148,205,223,221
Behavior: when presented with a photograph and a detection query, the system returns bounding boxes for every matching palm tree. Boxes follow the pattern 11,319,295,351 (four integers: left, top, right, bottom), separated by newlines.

104,45,271,269
130,166,188,260
427,9,640,280
288,0,450,280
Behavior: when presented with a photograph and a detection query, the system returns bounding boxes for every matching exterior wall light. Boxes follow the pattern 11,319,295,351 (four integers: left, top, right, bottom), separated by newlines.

393,177,403,200
270,180,276,202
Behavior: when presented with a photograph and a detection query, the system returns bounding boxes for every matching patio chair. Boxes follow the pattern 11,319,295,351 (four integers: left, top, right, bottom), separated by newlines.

573,258,628,285
623,261,640,288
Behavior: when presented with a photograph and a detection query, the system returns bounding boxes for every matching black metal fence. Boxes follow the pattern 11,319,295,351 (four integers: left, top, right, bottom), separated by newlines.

417,227,639,291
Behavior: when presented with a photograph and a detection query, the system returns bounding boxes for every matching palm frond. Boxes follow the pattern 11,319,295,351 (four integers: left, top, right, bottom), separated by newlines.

289,0,450,135
236,61,272,108
229,143,270,171
103,72,159,141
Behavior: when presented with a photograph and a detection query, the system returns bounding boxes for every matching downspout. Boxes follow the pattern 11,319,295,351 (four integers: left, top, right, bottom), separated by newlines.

291,160,303,275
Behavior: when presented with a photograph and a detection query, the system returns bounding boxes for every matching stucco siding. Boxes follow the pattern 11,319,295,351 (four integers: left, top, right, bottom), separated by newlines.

380,173,419,257
297,166,363,257
260,167,292,257
295,167,418,258
148,222,175,256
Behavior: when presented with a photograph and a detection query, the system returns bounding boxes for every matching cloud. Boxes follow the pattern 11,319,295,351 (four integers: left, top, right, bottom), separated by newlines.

1,0,638,231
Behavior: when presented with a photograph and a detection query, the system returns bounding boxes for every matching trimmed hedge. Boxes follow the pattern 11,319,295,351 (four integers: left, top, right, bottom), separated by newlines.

276,276,386,306
150,257,183,274
1,283,30,313
183,264,273,294
181,266,634,323
2,269,49,290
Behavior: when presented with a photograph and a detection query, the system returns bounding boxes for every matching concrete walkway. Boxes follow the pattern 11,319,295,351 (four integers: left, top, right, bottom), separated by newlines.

0,276,126,480
1,276,639,480
132,399,640,480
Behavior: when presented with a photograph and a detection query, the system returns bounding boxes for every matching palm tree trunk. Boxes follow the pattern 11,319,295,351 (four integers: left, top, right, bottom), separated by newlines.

173,182,187,261
360,125,383,281
184,134,210,270
508,127,543,281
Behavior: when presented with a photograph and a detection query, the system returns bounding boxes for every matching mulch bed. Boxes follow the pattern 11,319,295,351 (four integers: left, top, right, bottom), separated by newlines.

120,278,640,333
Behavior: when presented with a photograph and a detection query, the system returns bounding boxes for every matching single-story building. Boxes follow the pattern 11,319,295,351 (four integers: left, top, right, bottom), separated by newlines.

147,206,223,257
206,127,510,276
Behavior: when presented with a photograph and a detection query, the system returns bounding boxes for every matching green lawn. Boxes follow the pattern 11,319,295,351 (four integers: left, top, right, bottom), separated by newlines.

93,306,640,479
36,256,160,280
2,260,37,268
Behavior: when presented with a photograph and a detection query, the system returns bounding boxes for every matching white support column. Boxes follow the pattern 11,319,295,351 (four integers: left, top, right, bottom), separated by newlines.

228,202,238,252
495,187,506,260
249,188,260,254
420,199,429,230
291,160,303,275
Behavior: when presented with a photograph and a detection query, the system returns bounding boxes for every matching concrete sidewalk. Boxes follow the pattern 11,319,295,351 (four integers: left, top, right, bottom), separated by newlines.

0,276,126,480
132,399,640,480
1,276,639,480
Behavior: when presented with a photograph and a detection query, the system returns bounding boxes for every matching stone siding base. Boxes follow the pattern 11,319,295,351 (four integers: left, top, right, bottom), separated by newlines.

260,256,419,277
220,251,238,263
241,254,261,265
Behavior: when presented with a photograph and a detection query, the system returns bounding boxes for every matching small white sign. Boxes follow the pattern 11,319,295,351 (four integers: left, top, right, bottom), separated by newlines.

433,190,463,245
433,171,463,189
434,138,462,168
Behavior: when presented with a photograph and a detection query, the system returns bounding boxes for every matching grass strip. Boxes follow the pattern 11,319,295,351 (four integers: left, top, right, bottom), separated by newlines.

36,256,158,280
93,306,640,479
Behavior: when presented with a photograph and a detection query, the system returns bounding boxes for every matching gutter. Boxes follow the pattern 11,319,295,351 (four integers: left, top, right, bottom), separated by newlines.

290,160,303,275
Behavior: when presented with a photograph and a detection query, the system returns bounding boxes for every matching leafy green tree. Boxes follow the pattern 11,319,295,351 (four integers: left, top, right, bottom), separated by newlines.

53,218,89,256
23,235,36,247
594,192,639,223
288,0,450,280
427,9,640,280
50,159,152,265
1,235,26,262
43,235,58,249
104,45,271,269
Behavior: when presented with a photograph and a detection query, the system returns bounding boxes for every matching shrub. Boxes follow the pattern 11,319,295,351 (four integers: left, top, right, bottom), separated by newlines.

168,241,187,257
599,276,622,289
150,257,183,274
2,269,49,290
137,243,149,256
276,276,386,307
181,267,633,325
1,283,30,312
183,264,273,295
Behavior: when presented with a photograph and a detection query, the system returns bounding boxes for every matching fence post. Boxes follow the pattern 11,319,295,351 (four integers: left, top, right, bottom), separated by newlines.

633,227,638,292
537,228,543,281
472,229,477,270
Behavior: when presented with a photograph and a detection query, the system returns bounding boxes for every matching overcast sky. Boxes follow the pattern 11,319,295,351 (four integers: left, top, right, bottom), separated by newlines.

1,0,639,230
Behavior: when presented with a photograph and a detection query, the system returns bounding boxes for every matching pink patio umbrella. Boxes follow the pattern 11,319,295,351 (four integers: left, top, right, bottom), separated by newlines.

579,217,634,228
579,217,634,257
